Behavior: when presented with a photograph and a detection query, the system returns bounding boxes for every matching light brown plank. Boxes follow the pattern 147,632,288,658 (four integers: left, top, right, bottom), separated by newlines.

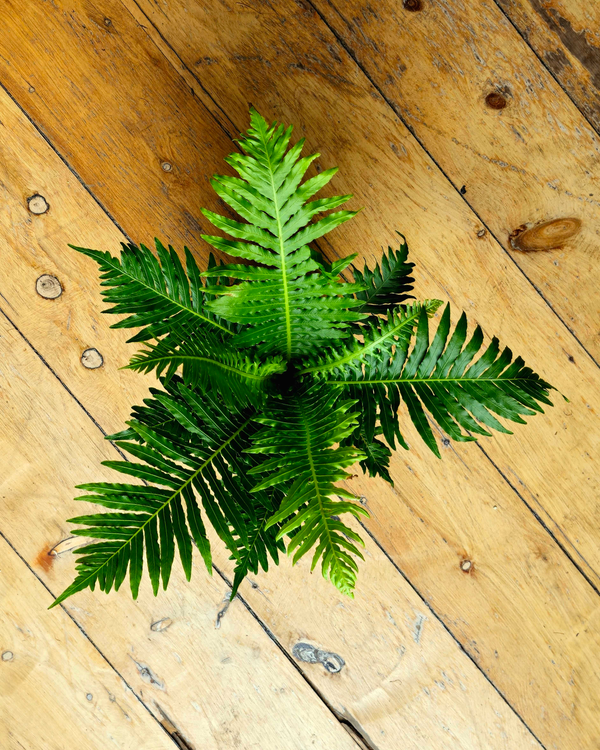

0,318,361,750
1,0,597,600
0,83,538,750
310,0,600,362
496,0,600,132
0,536,174,750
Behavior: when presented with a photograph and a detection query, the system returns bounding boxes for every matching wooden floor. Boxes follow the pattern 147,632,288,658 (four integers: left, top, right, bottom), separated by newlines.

1,1,599,747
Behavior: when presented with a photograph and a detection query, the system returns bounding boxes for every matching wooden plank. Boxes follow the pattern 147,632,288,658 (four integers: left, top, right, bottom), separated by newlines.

1,1,600,745
0,319,361,750
496,0,600,133
0,536,174,750
309,0,600,363
0,86,539,750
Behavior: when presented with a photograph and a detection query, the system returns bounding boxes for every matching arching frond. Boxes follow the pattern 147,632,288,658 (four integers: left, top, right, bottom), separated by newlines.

199,108,366,358
246,384,368,597
322,304,556,457
50,379,281,607
124,331,286,407
71,241,232,343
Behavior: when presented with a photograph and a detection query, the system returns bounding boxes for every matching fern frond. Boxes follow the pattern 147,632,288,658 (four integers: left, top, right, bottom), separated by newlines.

353,234,415,315
300,299,443,377
246,384,368,597
322,304,556,458
51,379,277,607
124,330,286,407
71,240,232,343
199,108,366,358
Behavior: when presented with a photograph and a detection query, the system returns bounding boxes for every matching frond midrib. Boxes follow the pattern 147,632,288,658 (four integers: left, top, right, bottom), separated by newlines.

127,354,278,383
299,307,423,375
263,134,293,359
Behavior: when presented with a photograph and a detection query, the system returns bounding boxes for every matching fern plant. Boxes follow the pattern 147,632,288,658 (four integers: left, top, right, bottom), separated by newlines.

51,109,555,607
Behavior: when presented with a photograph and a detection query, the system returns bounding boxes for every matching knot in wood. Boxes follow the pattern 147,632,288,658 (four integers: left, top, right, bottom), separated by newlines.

292,642,345,673
36,274,62,299
509,217,581,252
403,0,422,10
27,194,49,215
81,348,104,369
485,92,507,110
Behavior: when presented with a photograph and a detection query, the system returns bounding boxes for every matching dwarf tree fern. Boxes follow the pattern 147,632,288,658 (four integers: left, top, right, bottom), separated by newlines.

52,109,556,608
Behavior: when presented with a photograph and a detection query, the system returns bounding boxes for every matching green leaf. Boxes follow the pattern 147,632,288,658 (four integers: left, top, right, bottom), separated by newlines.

247,383,368,597
51,379,260,607
199,108,366,358
321,304,556,457
124,330,286,407
353,234,415,316
71,240,232,343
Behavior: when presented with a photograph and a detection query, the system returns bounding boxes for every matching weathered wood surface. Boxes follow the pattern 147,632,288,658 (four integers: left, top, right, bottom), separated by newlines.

0,536,174,750
0,83,542,749
1,0,600,747
312,0,600,363
497,0,600,132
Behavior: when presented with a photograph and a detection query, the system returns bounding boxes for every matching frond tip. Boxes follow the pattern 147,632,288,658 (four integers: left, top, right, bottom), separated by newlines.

247,384,368,597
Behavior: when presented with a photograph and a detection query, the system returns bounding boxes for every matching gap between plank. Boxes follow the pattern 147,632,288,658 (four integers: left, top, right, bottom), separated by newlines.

0,525,186,750
492,0,600,140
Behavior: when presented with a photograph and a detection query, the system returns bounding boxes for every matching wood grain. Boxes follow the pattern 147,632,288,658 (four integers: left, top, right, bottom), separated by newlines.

1,0,600,745
311,0,600,363
0,318,361,750
0,77,541,750
0,536,174,750
496,0,600,132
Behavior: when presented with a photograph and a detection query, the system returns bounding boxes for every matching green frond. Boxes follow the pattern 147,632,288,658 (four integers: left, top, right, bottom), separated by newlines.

353,234,415,316
246,384,368,597
124,331,286,407
50,378,281,607
322,304,556,458
342,427,393,485
70,240,232,343
300,299,443,377
199,108,366,358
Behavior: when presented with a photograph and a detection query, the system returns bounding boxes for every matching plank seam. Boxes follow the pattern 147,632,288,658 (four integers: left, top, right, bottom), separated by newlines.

306,0,600,373
476,442,600,596
492,0,600,138
0,80,134,245
0,526,185,750
355,519,548,750
211,565,371,750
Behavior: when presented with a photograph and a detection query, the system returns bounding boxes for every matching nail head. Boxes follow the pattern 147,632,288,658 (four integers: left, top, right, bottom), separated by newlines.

81,348,104,369
2,651,13,662
36,274,63,299
86,693,93,701
27,194,49,215
461,560,472,572
161,161,173,172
